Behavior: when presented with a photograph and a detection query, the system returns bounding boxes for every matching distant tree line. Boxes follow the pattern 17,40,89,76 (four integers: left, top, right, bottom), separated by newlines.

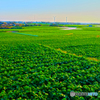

0,26,22,29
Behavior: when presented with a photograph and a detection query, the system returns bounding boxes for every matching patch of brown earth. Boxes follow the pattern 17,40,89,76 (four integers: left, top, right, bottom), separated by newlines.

39,44,99,62
87,57,99,61
56,48,67,53
66,33,73,35
6,31,12,32
96,35,100,38
56,48,99,62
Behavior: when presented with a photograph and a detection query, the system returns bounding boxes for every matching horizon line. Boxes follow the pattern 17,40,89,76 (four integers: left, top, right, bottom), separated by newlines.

0,21,100,24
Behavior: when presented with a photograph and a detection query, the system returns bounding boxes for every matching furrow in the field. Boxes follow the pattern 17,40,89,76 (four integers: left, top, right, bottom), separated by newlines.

39,44,100,62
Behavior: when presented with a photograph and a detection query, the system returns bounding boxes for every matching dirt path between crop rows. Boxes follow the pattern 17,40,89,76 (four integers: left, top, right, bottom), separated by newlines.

56,48,99,62
7,31,99,62
39,44,100,62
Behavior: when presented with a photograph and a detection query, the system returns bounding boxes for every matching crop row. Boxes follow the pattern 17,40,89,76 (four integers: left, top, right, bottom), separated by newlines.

0,43,100,99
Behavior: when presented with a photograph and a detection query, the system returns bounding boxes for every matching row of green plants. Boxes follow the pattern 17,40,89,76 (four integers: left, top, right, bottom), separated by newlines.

60,44,100,60
0,43,100,99
0,25,100,62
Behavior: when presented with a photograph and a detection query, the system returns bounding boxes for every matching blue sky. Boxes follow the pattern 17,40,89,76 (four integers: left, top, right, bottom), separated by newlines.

0,0,100,22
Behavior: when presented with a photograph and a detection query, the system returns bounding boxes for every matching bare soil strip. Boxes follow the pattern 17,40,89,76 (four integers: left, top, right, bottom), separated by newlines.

96,35,100,38
56,48,99,62
66,33,73,35
39,44,99,62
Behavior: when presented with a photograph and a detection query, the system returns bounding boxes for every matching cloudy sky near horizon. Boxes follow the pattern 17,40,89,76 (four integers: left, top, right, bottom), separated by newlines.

0,0,100,23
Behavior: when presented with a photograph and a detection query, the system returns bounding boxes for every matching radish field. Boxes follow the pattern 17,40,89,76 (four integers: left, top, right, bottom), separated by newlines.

0,25,100,99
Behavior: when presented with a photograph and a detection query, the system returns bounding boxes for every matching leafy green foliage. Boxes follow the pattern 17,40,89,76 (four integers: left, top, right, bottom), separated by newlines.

0,25,100,99
0,42,100,99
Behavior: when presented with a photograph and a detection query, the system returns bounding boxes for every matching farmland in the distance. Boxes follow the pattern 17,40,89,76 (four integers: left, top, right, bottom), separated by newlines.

0,25,100,99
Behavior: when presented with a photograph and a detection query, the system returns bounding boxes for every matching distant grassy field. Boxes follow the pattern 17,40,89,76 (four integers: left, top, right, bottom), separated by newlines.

1,25,99,60
0,25,100,99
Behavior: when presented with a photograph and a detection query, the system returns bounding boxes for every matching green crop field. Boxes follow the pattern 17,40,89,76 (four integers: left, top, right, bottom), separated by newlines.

0,25,100,99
